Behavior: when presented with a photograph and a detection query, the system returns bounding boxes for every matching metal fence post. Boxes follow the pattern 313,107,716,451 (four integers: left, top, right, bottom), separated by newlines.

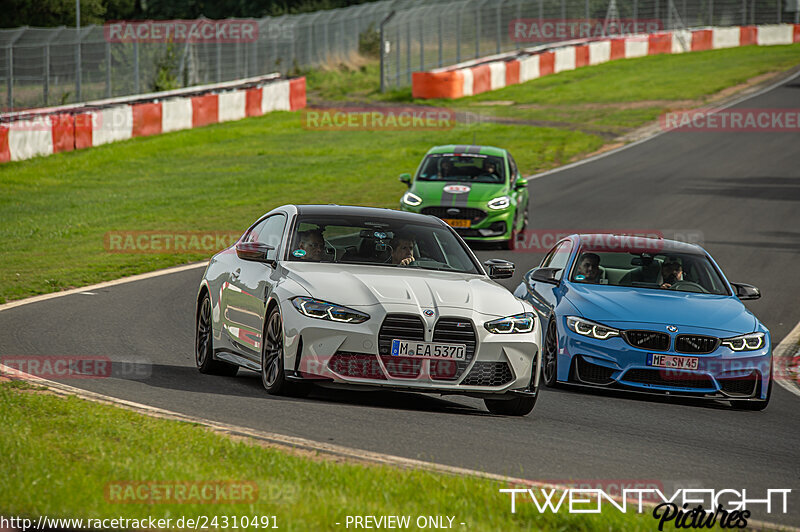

496,0,503,55
634,0,638,28
456,10,462,63
438,11,443,67
709,0,713,25
6,46,12,110
419,10,424,73
134,40,140,92
379,11,395,92
105,41,111,98
76,3,82,102
742,0,747,25
44,45,50,105
475,2,482,59
778,0,781,24
406,19,411,84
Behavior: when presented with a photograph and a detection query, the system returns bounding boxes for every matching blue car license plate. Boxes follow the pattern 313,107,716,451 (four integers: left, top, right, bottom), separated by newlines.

647,353,699,370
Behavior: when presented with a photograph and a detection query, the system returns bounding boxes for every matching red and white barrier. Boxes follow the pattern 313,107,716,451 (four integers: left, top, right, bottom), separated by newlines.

412,24,800,100
0,76,306,164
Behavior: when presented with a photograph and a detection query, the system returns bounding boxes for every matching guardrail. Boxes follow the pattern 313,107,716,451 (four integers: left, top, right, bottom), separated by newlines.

411,23,800,99
0,74,306,163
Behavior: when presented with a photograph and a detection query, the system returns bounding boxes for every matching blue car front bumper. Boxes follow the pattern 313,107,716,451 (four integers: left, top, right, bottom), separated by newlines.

556,321,771,400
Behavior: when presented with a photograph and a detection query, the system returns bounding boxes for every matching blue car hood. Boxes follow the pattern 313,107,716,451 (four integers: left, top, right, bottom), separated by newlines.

565,284,756,335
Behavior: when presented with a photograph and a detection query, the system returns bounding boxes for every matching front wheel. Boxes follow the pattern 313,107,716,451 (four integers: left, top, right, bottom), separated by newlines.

261,306,310,397
541,320,559,387
196,293,238,377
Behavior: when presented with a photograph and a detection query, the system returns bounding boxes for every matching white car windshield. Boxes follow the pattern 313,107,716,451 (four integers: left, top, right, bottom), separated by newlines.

287,215,481,274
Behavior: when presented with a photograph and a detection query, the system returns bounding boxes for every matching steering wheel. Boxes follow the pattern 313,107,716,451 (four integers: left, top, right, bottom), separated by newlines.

668,280,708,293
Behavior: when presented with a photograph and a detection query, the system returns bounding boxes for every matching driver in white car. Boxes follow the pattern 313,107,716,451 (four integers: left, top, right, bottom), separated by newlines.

390,233,416,267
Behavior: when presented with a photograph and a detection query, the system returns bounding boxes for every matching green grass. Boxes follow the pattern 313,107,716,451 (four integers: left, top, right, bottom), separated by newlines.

0,382,660,531
0,114,600,303
449,44,800,132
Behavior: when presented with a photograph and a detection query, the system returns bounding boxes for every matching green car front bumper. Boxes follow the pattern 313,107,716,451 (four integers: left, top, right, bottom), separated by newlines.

400,203,516,242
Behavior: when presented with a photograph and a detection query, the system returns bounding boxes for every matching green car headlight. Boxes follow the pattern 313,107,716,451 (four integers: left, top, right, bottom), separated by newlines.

487,196,511,210
402,192,422,206
484,313,535,334
291,297,369,324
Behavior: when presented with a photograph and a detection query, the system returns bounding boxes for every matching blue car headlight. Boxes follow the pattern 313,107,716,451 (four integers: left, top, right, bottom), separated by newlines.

402,192,422,206
484,313,535,334
291,297,369,324
566,316,619,340
721,332,765,352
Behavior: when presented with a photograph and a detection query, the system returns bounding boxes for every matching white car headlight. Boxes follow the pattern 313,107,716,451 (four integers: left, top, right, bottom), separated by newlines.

484,313,535,334
721,332,765,352
487,196,510,210
402,192,422,206
291,297,369,324
566,316,619,340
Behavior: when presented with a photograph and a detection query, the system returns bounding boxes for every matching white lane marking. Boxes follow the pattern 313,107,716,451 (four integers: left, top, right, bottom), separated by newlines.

524,68,800,182
80,292,97,296
0,261,208,313
2,363,796,532
774,319,800,398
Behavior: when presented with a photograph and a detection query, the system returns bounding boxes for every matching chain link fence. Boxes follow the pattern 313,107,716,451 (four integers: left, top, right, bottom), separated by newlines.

0,0,442,110
2,0,798,109
382,0,800,89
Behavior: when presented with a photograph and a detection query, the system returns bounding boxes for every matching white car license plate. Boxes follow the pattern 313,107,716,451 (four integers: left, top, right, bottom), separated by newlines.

647,353,699,370
391,339,466,360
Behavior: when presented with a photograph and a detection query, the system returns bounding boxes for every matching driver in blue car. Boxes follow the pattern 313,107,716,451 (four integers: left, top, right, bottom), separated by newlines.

660,258,684,289
575,252,601,283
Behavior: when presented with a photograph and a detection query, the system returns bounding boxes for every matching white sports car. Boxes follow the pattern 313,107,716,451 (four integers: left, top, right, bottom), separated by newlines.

195,204,541,415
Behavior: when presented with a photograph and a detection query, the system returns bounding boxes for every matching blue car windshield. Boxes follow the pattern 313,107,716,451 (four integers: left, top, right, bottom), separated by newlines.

569,250,730,295
417,154,505,184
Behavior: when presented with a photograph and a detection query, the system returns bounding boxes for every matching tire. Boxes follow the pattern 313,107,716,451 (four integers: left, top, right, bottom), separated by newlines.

196,293,238,377
484,395,537,416
261,305,310,397
731,366,771,411
541,320,559,387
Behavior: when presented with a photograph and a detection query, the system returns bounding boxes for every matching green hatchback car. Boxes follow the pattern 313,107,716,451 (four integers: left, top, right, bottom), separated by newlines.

398,145,529,249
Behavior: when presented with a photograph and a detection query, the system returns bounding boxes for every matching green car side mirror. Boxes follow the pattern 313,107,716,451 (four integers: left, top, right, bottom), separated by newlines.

515,178,528,189
399,173,412,186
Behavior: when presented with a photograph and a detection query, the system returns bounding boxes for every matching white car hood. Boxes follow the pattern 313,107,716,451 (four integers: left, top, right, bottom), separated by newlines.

282,262,523,317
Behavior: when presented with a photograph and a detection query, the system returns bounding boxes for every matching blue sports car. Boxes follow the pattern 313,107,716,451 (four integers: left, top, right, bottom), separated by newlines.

513,234,772,410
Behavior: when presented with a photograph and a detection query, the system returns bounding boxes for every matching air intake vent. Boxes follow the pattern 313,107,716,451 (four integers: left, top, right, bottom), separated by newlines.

379,314,425,378
675,335,719,354
461,362,513,386
623,330,670,351
622,368,713,389
432,318,476,380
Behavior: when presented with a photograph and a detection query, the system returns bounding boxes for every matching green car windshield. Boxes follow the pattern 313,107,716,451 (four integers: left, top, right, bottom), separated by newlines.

417,154,505,184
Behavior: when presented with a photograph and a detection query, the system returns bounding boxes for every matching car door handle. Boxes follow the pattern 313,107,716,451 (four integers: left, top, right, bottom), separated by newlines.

231,268,241,280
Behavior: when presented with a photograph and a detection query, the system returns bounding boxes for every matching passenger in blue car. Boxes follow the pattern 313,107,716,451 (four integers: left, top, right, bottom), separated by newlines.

575,253,601,283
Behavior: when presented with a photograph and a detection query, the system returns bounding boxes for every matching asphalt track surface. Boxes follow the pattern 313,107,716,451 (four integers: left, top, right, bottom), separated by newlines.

2,74,800,526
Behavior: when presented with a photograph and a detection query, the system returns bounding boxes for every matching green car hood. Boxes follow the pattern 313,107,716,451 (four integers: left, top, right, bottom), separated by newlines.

411,180,509,206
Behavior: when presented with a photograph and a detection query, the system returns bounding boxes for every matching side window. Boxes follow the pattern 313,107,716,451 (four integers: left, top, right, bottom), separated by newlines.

508,154,519,185
243,214,286,258
545,240,574,279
